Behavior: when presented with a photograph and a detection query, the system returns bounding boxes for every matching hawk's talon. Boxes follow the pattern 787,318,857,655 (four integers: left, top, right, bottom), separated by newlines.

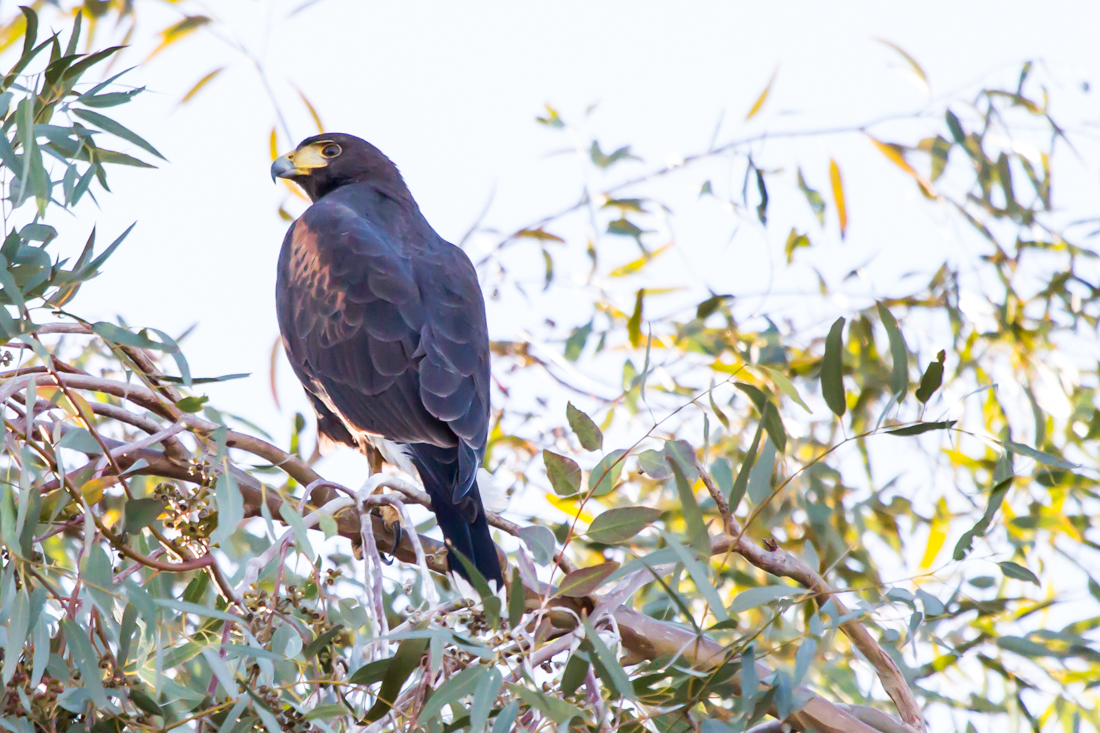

378,516,401,565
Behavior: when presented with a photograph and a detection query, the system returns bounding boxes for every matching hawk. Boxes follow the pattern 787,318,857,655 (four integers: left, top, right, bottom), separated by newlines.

271,133,503,587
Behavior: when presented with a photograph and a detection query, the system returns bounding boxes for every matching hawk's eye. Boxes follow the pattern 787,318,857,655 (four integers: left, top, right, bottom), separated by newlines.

321,144,341,158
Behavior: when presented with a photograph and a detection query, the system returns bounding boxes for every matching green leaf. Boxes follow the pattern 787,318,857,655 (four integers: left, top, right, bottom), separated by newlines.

71,107,165,160
493,701,520,733
669,456,710,556
566,402,603,450
586,506,662,544
877,303,910,399
560,653,590,698
450,550,502,627
58,427,102,454
952,474,1012,560
417,666,485,723
365,636,429,721
129,689,163,717
761,402,786,453
797,168,826,225
746,438,777,506
1001,441,1077,470
663,532,729,624
302,704,346,722
517,524,556,566
731,419,765,513
998,561,1040,586
821,317,846,417
588,449,627,497
759,365,811,413
347,657,392,686
470,668,504,733
563,320,592,361
175,395,208,413
301,625,344,660
122,498,165,535
543,450,581,496
583,617,635,700
507,683,586,725
915,350,946,405
637,449,672,480
728,585,803,614
885,420,956,437
508,567,525,627
279,502,312,557
945,110,966,144
555,561,620,598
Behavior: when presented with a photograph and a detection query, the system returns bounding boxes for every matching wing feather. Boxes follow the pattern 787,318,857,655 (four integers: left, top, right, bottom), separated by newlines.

276,192,489,480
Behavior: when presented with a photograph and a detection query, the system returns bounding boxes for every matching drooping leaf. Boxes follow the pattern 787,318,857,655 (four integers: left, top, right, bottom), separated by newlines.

417,665,485,723
797,168,826,225
669,457,709,556
544,450,581,496
1001,441,1078,470
915,350,946,404
364,636,429,721
731,418,765,512
829,158,847,238
583,617,635,700
566,402,603,451
877,303,910,399
821,317,846,417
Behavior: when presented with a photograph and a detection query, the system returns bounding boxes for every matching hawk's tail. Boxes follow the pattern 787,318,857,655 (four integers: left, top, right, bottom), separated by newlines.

408,444,504,589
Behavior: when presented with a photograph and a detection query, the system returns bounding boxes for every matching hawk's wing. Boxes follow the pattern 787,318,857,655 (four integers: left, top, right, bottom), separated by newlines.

275,197,491,498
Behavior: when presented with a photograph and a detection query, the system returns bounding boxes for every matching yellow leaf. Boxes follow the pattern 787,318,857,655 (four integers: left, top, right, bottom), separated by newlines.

545,494,595,525
745,69,778,121
269,127,279,162
875,39,928,86
920,499,949,569
179,67,224,105
829,159,847,239
609,242,673,277
295,87,325,133
79,476,118,506
146,16,211,62
868,136,937,199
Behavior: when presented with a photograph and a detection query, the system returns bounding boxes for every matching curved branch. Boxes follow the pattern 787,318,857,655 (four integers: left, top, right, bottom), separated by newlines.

701,470,923,733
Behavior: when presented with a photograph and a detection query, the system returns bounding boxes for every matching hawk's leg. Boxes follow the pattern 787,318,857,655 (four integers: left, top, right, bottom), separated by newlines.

363,443,403,564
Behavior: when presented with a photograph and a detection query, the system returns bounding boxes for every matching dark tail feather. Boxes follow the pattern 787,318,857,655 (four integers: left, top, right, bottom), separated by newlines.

408,444,504,588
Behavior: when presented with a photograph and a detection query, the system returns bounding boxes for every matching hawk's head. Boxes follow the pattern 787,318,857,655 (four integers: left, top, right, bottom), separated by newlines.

271,133,405,201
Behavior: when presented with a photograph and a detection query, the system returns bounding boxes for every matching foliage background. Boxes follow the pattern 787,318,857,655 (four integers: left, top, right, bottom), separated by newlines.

0,2,1097,733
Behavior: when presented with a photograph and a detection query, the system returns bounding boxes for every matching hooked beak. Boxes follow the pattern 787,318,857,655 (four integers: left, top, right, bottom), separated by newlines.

271,144,330,182
270,155,296,181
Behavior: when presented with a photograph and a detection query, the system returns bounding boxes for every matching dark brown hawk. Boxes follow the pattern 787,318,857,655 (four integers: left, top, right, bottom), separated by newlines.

271,133,503,587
